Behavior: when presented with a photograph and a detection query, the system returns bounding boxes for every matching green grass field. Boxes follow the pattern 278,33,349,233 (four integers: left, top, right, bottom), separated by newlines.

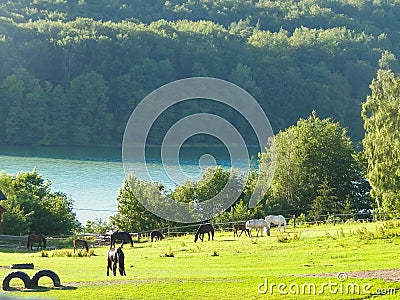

1,221,399,299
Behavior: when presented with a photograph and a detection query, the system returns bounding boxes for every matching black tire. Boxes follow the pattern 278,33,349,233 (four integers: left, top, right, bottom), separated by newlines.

2,271,31,290
10,263,34,269
30,270,61,288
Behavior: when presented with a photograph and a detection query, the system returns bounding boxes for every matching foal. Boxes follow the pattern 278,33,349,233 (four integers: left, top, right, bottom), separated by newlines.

232,224,250,237
73,238,89,253
107,247,126,276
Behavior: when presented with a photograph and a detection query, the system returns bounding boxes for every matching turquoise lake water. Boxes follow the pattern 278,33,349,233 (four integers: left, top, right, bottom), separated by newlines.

0,146,259,224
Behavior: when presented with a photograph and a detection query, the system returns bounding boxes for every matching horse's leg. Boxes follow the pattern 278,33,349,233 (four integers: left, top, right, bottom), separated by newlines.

207,232,210,241
113,260,117,276
107,259,111,276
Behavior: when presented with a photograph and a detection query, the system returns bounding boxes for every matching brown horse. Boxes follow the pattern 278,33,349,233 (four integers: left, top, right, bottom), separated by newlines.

27,234,46,250
107,247,126,276
194,224,214,242
73,238,89,253
232,224,250,237
150,230,164,242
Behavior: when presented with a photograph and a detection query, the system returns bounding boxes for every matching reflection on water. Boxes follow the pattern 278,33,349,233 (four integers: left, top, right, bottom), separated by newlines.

0,146,260,223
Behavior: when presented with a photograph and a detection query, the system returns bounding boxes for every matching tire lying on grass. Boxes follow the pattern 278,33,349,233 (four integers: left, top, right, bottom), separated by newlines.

10,263,34,269
2,271,31,290
30,270,61,288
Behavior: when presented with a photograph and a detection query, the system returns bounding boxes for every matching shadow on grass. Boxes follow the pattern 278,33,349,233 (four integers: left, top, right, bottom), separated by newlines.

5,285,77,293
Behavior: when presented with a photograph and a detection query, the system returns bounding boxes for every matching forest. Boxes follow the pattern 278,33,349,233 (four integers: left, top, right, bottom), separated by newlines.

1,0,400,146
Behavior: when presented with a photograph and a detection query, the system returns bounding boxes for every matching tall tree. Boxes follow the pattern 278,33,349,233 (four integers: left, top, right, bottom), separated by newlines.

259,111,366,216
362,68,400,213
67,71,113,145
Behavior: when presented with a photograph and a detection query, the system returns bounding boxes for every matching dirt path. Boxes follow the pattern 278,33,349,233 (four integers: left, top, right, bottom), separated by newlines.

294,269,400,282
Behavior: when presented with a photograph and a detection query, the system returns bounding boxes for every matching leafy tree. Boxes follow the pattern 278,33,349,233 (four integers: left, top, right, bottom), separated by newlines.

309,178,338,221
362,68,400,213
0,68,50,145
67,71,113,145
110,174,167,232
0,170,79,235
84,218,112,234
259,111,367,216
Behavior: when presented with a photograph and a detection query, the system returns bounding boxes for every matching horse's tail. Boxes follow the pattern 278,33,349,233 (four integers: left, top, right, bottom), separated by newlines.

42,236,46,249
27,236,30,249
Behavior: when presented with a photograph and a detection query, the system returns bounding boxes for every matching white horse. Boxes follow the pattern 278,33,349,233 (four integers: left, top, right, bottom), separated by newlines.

245,219,269,237
265,215,287,232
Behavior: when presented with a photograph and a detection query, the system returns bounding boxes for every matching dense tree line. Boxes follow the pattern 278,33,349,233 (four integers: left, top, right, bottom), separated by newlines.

1,1,399,145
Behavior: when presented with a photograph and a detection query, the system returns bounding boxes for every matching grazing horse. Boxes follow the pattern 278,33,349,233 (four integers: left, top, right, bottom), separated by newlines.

245,219,269,237
150,230,164,242
110,231,133,248
106,247,126,276
194,224,214,242
232,224,250,237
265,215,287,232
73,238,89,253
27,234,46,250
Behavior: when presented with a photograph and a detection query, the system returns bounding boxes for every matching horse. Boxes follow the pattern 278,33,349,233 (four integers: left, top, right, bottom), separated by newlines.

150,230,164,242
27,234,46,250
106,247,126,276
194,224,214,242
245,219,269,237
73,238,89,253
265,215,287,232
232,224,250,237
110,231,133,248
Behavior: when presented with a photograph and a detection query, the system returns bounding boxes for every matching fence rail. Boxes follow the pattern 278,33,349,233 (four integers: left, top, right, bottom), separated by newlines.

0,210,398,249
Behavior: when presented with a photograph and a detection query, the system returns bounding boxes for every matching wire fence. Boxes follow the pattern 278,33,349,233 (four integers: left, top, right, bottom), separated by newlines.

0,210,398,250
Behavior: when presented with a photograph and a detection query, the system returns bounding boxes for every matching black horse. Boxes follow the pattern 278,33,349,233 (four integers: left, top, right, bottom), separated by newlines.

73,238,89,253
150,230,164,242
107,247,126,276
232,224,250,237
194,224,214,242
110,231,133,248
27,234,46,250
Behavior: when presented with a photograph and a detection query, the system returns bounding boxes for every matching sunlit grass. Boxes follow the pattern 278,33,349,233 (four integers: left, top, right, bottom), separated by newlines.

0,221,399,299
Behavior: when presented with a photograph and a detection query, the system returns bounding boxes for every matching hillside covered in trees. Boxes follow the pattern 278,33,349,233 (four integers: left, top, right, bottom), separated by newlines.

1,0,400,145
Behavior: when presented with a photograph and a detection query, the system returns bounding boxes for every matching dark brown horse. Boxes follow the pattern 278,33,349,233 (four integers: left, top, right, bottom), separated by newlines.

110,231,133,248
107,247,126,276
232,224,250,237
27,234,46,250
150,230,164,242
194,224,214,242
73,238,89,253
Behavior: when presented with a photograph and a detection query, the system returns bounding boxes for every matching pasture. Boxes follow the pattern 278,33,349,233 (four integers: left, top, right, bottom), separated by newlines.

1,221,399,299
